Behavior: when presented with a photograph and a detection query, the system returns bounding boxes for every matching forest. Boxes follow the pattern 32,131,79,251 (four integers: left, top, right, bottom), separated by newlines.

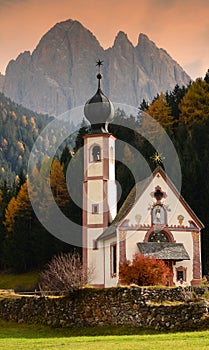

0,70,209,275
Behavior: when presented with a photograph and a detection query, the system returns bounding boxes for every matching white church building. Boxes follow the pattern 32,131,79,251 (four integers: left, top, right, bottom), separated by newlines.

82,68,204,288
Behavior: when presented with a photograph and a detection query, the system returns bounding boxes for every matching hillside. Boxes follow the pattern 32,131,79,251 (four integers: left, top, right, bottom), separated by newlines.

0,92,52,183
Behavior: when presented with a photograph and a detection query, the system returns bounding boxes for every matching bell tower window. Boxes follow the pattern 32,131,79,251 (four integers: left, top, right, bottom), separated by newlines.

90,145,101,162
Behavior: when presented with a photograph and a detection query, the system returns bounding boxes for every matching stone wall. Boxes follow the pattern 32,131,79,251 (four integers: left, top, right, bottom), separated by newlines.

0,287,209,331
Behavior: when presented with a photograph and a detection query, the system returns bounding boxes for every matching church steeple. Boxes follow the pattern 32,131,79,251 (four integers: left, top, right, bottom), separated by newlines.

84,60,114,133
82,62,117,287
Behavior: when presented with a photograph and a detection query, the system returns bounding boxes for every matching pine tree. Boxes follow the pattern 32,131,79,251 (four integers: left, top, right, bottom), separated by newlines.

166,84,188,122
204,69,209,84
139,99,149,111
179,78,209,128
74,118,89,152
60,146,72,175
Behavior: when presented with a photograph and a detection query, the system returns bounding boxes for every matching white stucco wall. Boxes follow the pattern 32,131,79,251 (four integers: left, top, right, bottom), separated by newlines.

87,179,104,225
87,233,119,287
108,138,115,180
107,180,117,222
125,230,146,261
87,229,105,285
103,236,118,288
122,173,199,229
172,230,194,283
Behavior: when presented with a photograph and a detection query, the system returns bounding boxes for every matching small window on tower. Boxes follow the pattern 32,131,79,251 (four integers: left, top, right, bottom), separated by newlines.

92,145,101,162
92,204,99,214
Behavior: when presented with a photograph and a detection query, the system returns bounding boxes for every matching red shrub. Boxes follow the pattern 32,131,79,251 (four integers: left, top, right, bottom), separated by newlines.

119,253,171,286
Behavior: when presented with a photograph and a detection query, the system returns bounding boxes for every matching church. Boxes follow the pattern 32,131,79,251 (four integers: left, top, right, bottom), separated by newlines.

82,66,204,288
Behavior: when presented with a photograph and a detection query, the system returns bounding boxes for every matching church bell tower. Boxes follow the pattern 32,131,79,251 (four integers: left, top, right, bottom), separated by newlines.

82,61,117,286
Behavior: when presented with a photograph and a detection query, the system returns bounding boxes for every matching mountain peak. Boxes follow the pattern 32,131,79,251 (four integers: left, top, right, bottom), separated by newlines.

137,33,156,47
2,20,191,116
114,31,133,47
54,19,85,33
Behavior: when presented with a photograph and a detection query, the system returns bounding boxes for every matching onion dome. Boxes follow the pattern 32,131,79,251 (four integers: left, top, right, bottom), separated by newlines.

84,68,114,133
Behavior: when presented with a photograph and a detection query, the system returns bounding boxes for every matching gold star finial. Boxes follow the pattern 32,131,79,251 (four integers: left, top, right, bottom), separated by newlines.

151,152,165,165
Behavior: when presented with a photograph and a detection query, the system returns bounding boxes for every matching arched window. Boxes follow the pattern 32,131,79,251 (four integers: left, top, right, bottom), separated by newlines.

148,231,169,243
144,227,174,243
152,205,166,225
90,145,101,162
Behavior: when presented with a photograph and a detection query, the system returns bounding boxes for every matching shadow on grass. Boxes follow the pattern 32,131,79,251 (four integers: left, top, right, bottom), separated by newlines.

0,320,167,339
1,320,209,340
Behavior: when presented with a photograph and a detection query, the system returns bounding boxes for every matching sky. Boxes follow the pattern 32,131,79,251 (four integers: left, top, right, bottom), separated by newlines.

0,0,209,79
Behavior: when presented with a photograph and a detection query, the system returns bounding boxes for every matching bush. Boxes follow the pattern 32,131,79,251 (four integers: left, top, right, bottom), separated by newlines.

119,254,170,286
39,252,94,294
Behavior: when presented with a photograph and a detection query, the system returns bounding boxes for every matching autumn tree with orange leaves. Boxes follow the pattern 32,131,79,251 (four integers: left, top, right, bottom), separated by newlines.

119,254,171,286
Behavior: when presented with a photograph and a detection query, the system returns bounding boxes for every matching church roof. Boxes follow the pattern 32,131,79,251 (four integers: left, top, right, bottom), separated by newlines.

137,242,190,261
97,166,204,241
97,176,151,240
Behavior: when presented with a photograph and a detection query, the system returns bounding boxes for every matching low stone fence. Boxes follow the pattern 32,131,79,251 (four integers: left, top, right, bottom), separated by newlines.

0,286,209,331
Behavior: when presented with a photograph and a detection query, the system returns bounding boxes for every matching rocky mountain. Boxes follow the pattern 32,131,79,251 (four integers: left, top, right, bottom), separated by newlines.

1,20,190,117
0,74,4,91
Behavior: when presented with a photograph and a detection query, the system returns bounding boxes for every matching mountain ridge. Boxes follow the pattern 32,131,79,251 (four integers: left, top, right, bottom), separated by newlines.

1,19,190,117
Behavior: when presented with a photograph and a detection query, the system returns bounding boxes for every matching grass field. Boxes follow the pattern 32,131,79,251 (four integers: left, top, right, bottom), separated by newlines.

0,320,209,350
0,272,39,292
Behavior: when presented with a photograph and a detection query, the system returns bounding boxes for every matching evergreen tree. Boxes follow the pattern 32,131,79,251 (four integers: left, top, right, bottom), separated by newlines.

139,99,149,111
179,78,209,128
204,69,209,84
166,84,188,122
60,146,73,175
74,118,89,152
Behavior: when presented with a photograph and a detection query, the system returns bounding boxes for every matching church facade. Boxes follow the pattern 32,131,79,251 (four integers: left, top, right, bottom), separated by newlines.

82,69,204,288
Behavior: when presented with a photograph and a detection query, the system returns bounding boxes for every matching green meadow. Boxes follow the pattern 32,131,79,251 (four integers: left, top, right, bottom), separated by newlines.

0,321,209,350
0,272,39,292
